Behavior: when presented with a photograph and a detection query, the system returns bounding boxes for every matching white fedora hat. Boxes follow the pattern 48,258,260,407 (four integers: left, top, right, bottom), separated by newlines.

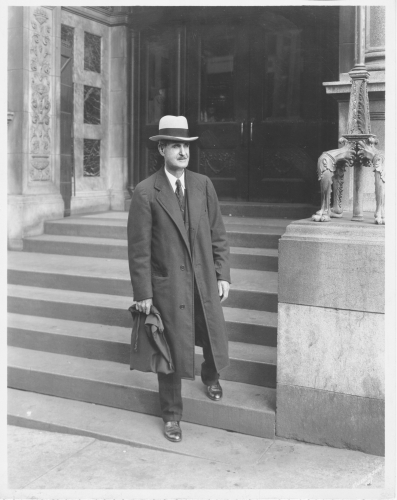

149,115,198,142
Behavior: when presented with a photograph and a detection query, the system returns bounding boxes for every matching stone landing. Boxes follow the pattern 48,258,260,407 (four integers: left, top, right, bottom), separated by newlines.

276,213,385,456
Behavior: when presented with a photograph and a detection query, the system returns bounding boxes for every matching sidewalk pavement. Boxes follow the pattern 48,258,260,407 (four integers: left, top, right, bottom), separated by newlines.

5,424,388,495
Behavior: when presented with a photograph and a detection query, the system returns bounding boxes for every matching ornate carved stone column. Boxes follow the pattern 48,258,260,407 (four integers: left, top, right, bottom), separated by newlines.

8,6,63,249
322,5,385,214
314,6,385,224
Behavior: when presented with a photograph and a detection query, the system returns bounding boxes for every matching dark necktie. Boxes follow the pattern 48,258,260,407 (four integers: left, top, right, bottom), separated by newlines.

175,179,185,214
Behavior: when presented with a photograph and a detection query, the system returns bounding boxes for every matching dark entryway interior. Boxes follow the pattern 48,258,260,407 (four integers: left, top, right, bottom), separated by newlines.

131,6,339,203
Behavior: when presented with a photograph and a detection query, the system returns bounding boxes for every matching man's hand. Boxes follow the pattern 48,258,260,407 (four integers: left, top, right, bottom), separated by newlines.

135,298,153,315
217,280,230,303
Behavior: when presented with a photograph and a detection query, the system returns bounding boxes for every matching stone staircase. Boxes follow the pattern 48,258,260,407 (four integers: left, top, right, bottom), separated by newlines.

7,202,315,441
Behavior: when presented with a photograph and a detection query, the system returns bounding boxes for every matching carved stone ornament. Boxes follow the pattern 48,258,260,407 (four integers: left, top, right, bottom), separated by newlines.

29,7,51,181
30,156,51,181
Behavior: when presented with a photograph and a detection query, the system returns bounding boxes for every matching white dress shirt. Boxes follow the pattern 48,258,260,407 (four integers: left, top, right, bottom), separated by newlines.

165,168,185,194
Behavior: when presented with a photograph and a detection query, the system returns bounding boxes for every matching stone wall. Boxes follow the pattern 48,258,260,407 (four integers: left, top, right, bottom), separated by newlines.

8,6,64,249
276,218,385,456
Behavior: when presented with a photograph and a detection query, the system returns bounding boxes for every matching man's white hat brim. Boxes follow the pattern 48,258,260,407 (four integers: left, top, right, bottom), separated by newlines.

149,135,198,142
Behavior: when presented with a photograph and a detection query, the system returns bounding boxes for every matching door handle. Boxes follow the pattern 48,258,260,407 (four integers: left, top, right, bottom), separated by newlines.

250,120,254,143
240,121,245,146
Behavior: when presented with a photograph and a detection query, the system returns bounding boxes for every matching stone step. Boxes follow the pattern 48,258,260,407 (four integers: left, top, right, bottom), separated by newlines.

8,285,277,347
82,211,291,232
225,226,283,249
220,201,315,220
231,247,278,272
124,199,315,219
8,252,278,312
8,389,274,465
83,211,292,227
43,217,286,249
8,346,276,438
7,313,277,388
23,234,279,272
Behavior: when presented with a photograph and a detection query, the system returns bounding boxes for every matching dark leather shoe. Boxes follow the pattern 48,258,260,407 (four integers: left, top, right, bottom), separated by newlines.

207,381,223,401
164,421,182,442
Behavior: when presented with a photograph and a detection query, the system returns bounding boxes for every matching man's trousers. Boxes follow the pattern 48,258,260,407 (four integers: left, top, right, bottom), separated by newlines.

157,281,220,422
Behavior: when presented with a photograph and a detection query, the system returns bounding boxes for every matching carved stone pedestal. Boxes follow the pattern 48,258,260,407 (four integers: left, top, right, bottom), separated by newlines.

312,134,385,224
277,217,385,456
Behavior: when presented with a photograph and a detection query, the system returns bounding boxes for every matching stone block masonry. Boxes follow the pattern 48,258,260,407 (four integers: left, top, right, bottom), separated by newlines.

276,214,385,456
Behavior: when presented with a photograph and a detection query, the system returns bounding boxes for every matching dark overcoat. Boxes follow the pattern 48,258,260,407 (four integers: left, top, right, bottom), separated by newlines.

127,166,231,379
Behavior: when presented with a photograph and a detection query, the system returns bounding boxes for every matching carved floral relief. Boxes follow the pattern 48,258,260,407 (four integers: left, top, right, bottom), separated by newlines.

30,7,52,181
347,80,371,135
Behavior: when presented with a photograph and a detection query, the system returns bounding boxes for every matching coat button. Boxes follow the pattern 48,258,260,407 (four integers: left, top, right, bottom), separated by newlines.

180,265,185,271
179,304,185,309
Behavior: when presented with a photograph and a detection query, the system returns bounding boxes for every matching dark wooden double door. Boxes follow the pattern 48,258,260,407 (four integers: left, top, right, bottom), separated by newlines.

137,7,338,202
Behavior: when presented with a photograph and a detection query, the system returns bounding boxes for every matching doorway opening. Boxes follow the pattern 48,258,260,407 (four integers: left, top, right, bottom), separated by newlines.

134,7,339,203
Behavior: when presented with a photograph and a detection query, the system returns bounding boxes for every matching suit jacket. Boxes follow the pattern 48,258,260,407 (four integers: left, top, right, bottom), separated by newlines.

127,166,230,379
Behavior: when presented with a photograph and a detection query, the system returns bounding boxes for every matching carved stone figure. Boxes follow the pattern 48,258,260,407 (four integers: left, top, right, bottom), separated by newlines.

360,136,385,224
312,138,352,222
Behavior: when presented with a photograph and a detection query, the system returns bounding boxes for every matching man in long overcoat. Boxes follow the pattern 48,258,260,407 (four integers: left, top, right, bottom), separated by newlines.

127,115,231,442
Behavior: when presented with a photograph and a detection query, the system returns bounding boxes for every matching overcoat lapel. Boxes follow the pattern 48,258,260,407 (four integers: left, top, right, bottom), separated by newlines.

155,167,191,257
185,169,205,251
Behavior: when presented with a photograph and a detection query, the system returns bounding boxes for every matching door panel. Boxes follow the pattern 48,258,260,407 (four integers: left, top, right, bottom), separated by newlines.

248,11,336,202
186,25,250,200
140,29,181,179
